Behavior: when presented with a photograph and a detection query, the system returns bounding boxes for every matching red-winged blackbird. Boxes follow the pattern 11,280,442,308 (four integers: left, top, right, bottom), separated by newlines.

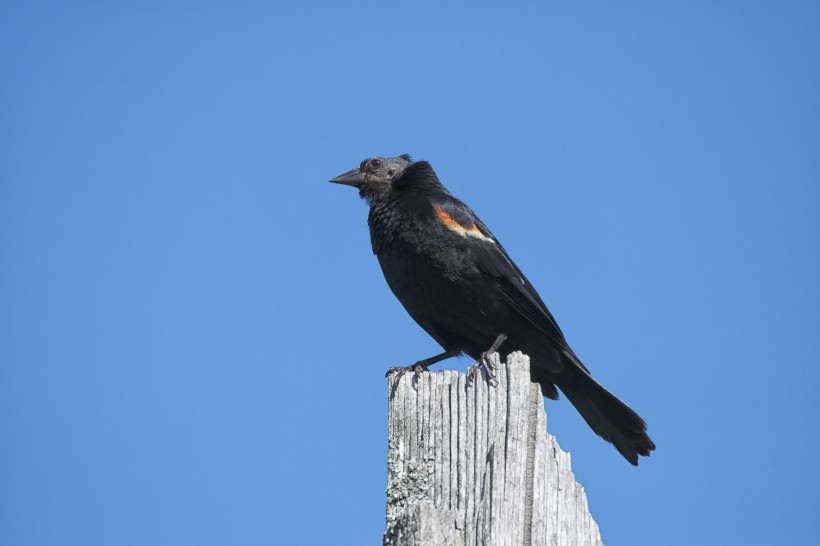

331,155,655,465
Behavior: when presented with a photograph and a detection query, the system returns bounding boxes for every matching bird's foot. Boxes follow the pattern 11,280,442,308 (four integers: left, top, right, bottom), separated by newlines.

385,361,431,380
466,362,486,384
385,349,461,379
386,360,434,397
468,352,499,386
468,333,508,386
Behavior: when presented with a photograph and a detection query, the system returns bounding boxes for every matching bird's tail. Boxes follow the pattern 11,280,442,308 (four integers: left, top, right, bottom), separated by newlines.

555,357,655,465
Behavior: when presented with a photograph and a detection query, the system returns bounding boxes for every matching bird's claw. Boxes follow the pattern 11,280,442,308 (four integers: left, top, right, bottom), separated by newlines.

385,362,429,379
481,350,498,373
465,352,498,386
467,333,506,386
466,363,480,383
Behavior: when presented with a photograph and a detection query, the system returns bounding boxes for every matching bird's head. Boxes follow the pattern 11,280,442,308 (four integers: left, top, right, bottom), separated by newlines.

329,154,413,200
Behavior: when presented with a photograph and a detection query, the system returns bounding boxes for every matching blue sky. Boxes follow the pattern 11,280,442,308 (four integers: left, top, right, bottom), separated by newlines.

2,2,818,545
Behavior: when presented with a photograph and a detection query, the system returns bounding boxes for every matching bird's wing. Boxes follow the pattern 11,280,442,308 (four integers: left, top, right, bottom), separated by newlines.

432,197,579,370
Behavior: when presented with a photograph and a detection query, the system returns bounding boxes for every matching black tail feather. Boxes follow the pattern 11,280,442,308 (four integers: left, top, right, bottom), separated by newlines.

553,361,655,465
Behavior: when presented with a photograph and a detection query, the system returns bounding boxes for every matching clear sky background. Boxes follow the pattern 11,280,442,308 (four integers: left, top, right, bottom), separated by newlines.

2,2,818,545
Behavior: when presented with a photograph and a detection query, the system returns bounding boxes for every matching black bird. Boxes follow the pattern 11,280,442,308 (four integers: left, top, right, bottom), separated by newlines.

330,155,655,465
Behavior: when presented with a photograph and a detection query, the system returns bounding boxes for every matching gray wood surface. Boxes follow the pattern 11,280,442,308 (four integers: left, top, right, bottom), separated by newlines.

385,352,604,546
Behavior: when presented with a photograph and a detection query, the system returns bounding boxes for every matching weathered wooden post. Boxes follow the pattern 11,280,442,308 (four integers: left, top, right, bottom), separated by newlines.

385,352,603,546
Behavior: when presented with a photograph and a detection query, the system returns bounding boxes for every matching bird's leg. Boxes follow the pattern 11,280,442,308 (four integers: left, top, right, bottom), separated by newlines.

471,333,508,382
385,349,461,378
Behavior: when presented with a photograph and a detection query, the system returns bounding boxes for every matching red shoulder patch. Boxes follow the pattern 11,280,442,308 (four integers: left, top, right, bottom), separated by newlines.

433,206,494,242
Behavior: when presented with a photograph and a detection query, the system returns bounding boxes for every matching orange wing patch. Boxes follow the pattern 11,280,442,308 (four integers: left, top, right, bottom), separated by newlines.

433,206,495,243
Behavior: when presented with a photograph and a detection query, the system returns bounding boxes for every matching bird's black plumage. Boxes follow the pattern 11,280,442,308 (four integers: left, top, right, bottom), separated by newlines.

330,155,655,465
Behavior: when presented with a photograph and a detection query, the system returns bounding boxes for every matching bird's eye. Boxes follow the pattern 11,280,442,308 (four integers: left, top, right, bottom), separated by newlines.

371,158,381,168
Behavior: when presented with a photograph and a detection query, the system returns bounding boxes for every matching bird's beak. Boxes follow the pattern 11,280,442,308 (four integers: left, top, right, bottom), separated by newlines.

330,167,367,187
